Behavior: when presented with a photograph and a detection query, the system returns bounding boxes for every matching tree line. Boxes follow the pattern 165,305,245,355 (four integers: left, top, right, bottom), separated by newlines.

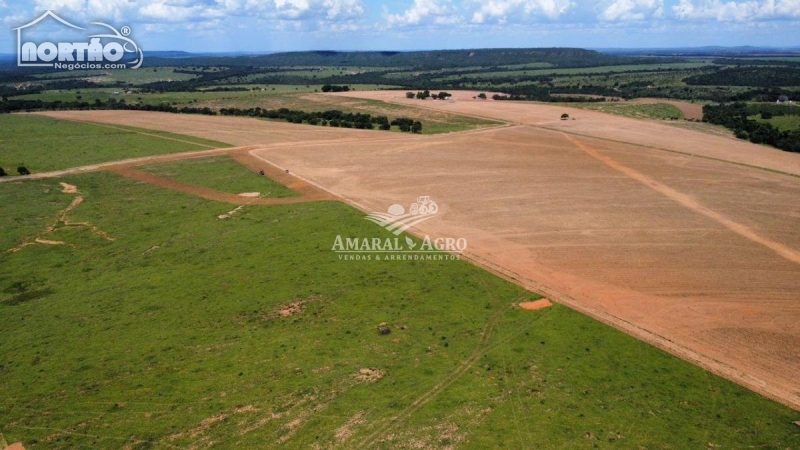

703,103,800,153
0,98,422,133
685,67,800,87
219,106,421,132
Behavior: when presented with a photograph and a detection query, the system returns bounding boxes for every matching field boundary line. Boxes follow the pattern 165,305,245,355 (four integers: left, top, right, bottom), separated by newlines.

459,228,800,412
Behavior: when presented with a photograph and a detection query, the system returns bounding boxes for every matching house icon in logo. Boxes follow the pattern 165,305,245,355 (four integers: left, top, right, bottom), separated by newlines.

13,11,85,67
12,10,143,69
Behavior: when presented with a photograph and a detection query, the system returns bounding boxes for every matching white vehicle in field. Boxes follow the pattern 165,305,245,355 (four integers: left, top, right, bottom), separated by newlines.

410,196,438,216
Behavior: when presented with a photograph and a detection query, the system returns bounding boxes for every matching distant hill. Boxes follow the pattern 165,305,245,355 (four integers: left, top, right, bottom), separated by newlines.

599,46,800,57
143,48,659,69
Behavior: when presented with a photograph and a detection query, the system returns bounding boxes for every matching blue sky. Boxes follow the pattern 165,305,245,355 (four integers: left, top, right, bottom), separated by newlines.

2,0,799,53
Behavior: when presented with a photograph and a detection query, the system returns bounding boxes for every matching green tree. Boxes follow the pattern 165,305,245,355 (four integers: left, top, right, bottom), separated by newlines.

406,92,415,99
411,121,422,134
561,113,570,120
477,93,487,99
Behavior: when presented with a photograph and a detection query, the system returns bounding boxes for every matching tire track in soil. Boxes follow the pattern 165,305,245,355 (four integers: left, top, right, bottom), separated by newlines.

563,133,800,266
356,309,507,449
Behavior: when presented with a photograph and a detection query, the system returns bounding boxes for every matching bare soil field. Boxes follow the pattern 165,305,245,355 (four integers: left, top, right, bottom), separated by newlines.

332,90,800,177
37,110,410,147
34,102,800,410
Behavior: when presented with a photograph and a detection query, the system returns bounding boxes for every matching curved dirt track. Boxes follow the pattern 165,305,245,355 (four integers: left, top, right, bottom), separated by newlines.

31,103,800,411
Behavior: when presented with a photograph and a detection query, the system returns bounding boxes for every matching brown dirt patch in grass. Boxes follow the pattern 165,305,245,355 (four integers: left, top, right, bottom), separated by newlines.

278,301,305,318
59,182,78,193
355,368,385,383
519,299,553,311
335,411,367,443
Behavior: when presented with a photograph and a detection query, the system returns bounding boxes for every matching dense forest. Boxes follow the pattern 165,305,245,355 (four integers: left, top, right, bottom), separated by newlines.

685,67,800,87
703,103,800,152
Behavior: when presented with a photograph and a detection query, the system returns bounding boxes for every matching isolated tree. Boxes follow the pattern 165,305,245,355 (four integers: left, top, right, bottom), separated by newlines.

0,167,7,177
17,166,30,176
561,113,570,120
477,93,487,100
406,92,415,99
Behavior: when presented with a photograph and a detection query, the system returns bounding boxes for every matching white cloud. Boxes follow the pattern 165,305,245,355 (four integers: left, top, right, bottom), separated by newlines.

673,0,800,21
385,0,460,26
600,0,664,21
468,0,573,24
34,0,86,13
28,0,365,30
323,0,364,20
139,2,224,22
0,0,7,8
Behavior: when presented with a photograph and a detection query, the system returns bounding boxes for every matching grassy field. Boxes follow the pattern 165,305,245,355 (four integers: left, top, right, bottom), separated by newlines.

0,119,799,448
751,114,800,131
139,155,299,197
0,115,229,174
570,102,686,120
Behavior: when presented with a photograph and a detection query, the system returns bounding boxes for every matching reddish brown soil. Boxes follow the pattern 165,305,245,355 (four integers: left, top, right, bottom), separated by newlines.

332,90,800,177
27,102,800,411
519,299,553,311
